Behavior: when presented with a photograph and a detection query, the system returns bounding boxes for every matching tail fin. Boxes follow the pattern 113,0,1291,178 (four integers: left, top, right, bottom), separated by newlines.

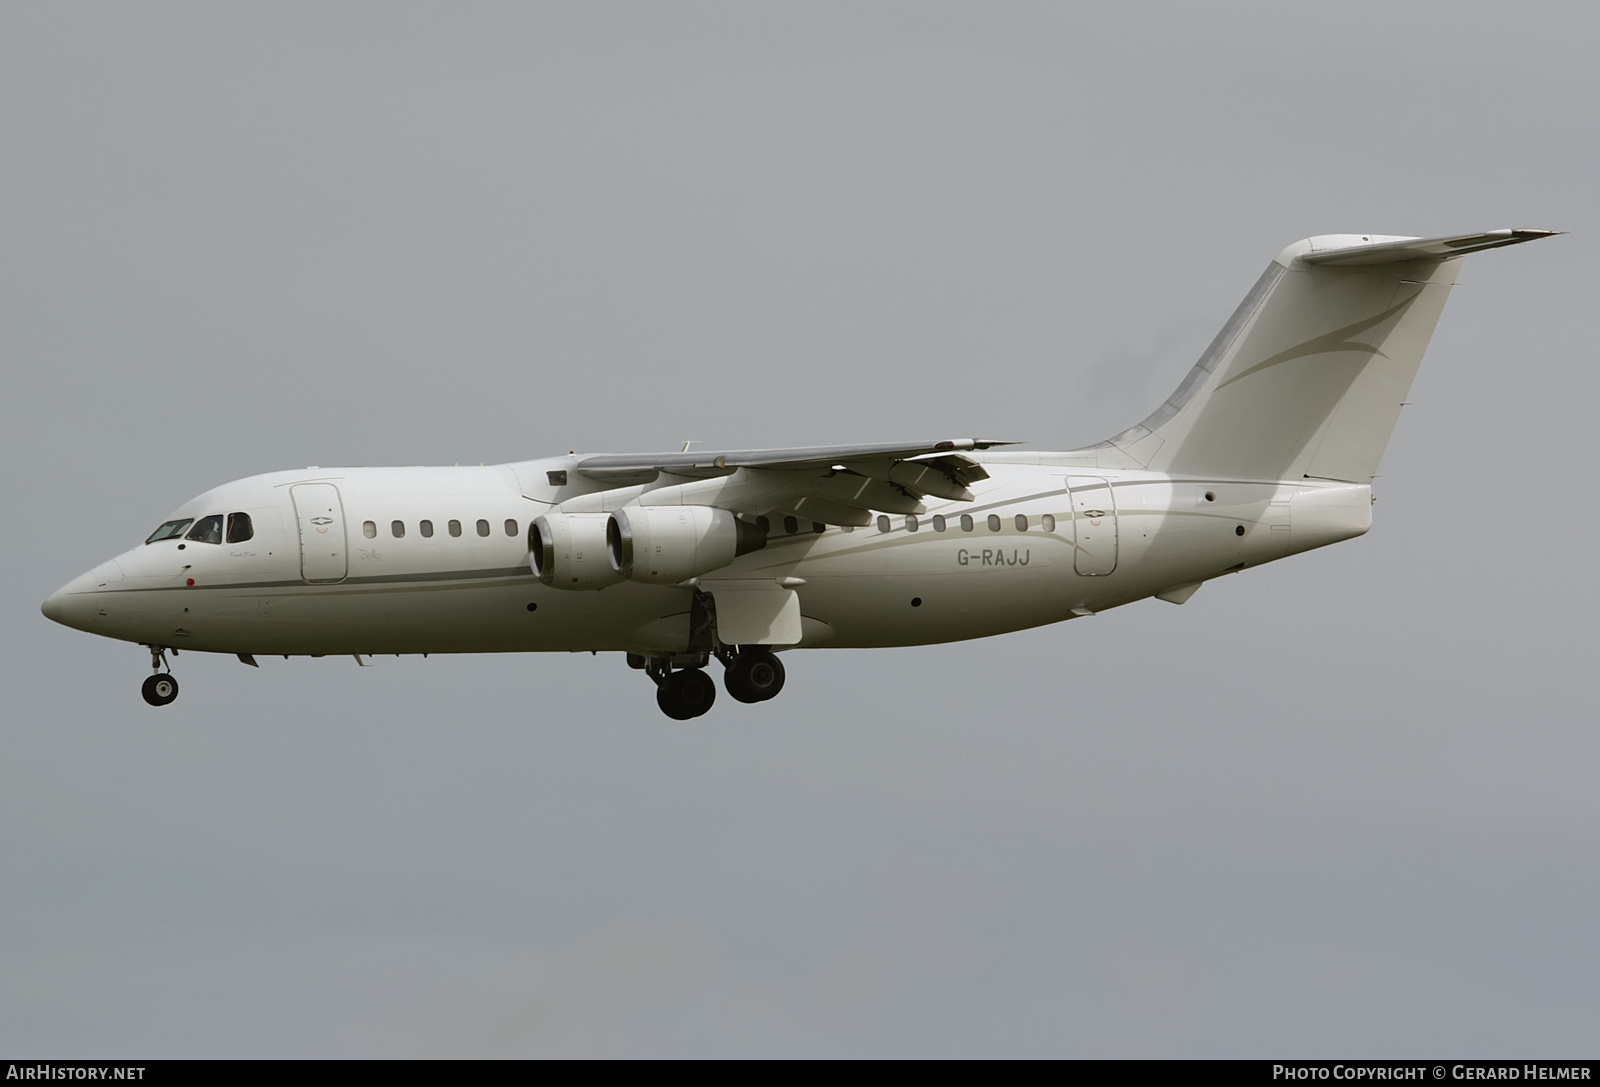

1090,230,1558,482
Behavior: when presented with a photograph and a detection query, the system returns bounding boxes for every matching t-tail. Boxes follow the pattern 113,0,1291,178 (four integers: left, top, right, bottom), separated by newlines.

1088,229,1559,483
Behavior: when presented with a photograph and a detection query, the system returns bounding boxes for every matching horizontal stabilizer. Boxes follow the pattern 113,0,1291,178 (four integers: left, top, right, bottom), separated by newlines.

1298,229,1560,266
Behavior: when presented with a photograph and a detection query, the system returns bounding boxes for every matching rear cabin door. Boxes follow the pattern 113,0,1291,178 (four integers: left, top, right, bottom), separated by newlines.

1069,476,1118,575
291,483,348,583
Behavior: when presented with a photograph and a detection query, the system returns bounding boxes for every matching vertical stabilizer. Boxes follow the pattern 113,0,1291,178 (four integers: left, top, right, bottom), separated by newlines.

1089,230,1557,482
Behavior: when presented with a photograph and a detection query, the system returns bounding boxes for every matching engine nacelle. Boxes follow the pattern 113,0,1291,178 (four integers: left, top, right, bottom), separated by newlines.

530,513,625,590
607,505,765,584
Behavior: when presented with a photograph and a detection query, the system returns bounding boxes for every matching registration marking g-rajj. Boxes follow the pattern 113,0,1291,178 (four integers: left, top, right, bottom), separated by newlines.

42,229,1556,718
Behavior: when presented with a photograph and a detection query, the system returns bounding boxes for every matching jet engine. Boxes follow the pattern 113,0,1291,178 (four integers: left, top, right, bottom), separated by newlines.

530,513,625,590
607,506,765,584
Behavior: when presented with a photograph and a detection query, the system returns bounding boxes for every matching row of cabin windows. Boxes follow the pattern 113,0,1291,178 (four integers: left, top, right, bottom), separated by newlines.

757,515,826,536
362,518,520,540
149,510,1059,546
755,512,1060,537
876,512,1056,534
145,513,254,545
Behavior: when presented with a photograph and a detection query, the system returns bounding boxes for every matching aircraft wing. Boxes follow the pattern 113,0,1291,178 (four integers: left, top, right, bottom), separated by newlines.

575,438,1016,526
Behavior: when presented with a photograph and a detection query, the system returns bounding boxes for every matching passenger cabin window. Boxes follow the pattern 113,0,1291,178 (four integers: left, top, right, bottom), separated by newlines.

363,521,377,538
1015,514,1029,532
448,520,462,537
505,519,518,537
420,520,434,538
1042,514,1056,532
476,519,490,537
905,514,919,532
932,515,946,532
145,519,193,544
987,514,1001,532
186,514,224,545
784,516,799,535
226,512,254,543
960,514,974,532
391,520,405,539
877,515,891,534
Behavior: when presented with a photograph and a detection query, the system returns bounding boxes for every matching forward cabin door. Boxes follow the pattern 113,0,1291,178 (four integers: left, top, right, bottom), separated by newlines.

291,483,348,584
1069,476,1118,575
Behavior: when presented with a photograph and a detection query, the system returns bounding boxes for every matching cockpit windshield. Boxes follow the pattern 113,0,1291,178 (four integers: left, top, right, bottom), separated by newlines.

185,514,224,545
226,512,253,543
145,519,194,544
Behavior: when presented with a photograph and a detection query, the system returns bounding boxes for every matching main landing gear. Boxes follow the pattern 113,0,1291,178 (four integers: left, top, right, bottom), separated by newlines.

636,646,788,719
722,647,785,704
141,645,179,707
656,667,717,721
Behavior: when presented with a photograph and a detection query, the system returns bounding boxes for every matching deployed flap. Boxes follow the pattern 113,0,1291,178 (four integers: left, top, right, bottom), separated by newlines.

705,580,802,645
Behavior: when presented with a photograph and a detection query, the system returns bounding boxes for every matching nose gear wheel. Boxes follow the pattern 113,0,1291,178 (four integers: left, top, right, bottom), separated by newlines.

140,645,180,706
142,673,179,707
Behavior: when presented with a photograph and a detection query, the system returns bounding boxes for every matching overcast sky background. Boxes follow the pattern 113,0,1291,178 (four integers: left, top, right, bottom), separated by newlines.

4,2,1597,1058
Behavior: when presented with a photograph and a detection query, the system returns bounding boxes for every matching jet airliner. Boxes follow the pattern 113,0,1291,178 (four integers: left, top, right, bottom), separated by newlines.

42,229,1554,718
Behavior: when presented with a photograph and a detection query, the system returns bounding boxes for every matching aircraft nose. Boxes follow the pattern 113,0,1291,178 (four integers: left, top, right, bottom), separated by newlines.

41,570,104,633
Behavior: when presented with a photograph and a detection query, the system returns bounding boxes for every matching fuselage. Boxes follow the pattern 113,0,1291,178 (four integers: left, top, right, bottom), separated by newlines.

42,453,1372,659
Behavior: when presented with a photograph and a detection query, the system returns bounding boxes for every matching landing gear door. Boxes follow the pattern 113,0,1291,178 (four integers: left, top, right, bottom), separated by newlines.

705,580,802,646
291,483,348,584
1069,476,1118,575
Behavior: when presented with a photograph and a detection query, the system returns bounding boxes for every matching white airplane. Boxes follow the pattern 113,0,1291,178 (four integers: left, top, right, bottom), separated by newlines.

43,229,1554,718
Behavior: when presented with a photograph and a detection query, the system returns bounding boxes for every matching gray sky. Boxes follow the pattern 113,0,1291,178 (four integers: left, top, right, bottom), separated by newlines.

4,2,1597,1057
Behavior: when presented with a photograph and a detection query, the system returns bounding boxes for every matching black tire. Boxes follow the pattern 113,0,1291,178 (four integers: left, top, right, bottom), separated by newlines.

141,673,179,707
656,668,717,720
724,649,785,703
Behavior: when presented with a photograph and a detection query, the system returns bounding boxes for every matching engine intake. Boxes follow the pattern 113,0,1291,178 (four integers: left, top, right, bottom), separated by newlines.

530,513,625,590
608,506,765,584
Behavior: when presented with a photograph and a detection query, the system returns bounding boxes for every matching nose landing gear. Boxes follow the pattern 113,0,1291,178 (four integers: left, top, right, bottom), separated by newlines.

141,673,179,706
141,645,179,707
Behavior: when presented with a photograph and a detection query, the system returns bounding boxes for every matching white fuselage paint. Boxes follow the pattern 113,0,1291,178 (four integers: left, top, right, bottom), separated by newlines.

43,456,1372,658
